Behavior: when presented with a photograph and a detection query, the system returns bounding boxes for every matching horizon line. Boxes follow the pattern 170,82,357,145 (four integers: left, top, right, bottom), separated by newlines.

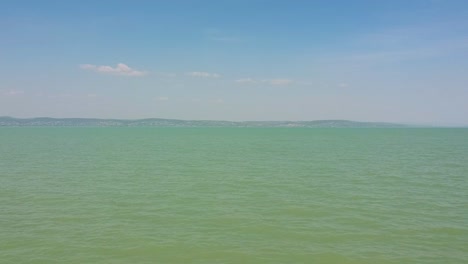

2,116,467,127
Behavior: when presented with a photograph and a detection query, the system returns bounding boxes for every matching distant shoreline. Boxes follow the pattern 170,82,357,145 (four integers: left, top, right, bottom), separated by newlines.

0,116,418,128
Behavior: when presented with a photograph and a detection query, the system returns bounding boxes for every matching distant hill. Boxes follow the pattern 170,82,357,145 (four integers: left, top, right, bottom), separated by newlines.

0,116,406,128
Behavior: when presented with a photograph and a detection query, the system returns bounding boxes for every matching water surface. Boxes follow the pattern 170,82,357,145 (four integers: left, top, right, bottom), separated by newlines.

1,128,467,263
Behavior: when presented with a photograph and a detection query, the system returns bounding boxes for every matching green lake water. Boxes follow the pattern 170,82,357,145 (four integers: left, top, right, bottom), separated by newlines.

1,128,467,263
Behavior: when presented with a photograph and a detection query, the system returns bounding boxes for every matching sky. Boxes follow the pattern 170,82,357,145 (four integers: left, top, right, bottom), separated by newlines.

1,0,468,125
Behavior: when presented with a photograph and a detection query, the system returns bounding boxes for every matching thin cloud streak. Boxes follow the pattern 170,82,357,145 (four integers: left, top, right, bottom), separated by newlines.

187,71,221,78
236,78,294,86
156,96,169,101
1,89,25,96
80,63,148,76
268,79,294,86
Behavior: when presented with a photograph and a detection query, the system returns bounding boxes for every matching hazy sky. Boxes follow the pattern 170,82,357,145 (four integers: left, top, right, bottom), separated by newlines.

1,0,468,124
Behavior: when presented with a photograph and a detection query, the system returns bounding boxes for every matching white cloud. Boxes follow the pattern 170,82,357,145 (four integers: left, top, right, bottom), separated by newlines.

267,79,294,86
338,83,349,88
156,96,169,101
187,71,221,78
80,63,147,76
235,78,258,84
235,78,294,86
2,89,25,96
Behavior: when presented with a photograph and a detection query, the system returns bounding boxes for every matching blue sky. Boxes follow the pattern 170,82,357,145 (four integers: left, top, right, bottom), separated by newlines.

1,0,468,124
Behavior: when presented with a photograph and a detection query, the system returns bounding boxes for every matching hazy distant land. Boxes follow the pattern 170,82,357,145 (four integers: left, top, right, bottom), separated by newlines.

0,117,407,128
